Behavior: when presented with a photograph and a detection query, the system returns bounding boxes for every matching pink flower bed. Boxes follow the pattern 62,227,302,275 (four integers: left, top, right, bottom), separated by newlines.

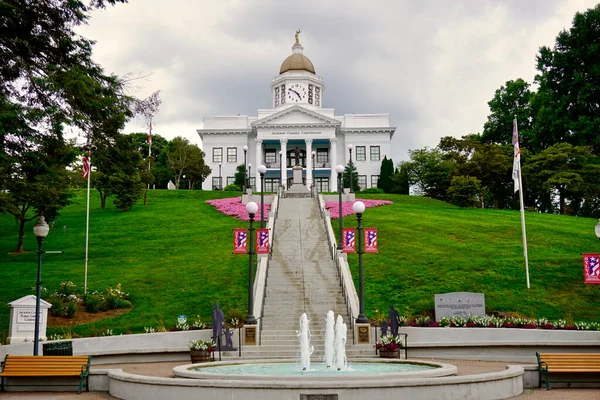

205,197,271,222
325,199,393,219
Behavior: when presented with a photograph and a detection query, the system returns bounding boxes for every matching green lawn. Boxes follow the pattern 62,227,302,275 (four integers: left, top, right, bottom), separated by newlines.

0,190,598,339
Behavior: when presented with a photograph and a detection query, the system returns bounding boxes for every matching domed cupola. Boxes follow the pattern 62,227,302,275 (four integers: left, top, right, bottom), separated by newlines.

279,30,315,74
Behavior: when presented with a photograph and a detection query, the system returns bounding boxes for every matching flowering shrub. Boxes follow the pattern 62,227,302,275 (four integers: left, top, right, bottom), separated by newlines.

325,199,393,219
205,197,271,221
189,339,215,352
376,335,404,351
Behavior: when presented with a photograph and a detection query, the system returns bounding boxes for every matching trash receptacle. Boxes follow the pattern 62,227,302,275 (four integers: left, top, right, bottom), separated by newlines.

42,340,73,356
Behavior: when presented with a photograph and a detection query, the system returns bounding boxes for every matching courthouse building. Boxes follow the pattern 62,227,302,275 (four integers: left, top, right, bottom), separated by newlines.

197,33,396,192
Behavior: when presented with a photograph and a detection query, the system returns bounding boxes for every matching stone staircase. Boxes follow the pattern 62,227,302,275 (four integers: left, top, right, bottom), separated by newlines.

238,197,374,361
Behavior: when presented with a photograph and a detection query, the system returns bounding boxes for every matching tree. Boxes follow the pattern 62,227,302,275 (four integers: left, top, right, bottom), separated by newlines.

185,147,211,190
534,4,600,155
390,165,410,195
110,171,145,211
163,137,207,189
0,126,76,253
525,143,595,215
234,164,246,188
448,176,481,208
343,163,359,192
377,156,394,193
403,148,452,200
481,79,534,147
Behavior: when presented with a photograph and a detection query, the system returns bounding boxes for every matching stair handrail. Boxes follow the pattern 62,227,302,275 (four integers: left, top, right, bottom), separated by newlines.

317,194,360,336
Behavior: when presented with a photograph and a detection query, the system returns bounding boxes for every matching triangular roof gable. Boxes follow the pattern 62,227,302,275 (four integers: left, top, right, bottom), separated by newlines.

253,106,340,127
8,294,52,308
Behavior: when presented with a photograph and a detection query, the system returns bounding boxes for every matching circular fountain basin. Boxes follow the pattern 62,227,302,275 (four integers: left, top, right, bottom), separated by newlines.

173,358,456,382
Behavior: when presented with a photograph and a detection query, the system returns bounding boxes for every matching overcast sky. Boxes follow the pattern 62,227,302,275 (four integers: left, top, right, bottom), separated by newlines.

77,0,598,162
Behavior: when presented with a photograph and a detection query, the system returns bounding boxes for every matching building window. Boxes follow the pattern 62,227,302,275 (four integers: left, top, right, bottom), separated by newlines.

213,147,223,163
212,177,223,190
316,177,329,192
265,149,277,166
227,147,237,163
356,146,366,161
370,146,380,161
249,177,256,191
227,176,235,186
371,175,380,188
358,175,367,191
316,148,328,166
265,178,279,192
287,149,306,167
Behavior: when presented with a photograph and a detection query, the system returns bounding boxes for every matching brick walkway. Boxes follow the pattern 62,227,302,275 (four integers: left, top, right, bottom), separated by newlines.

3,359,600,399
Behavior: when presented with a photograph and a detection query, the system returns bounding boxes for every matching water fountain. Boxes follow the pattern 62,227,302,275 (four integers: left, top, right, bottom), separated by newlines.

297,312,313,371
333,314,347,371
323,310,335,368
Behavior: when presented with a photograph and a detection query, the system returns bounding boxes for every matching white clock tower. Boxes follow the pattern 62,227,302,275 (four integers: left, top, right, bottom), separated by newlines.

271,30,324,109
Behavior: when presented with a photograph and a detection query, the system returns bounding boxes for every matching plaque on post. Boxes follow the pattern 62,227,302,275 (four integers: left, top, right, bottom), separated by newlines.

244,325,257,345
434,292,485,321
356,323,370,344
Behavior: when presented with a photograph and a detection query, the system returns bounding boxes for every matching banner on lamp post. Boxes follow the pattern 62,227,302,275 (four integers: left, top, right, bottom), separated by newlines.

233,229,247,254
364,228,378,253
583,253,600,284
342,228,356,253
256,228,270,254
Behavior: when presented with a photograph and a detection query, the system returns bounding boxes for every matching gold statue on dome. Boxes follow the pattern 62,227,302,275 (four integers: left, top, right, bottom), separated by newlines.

295,29,301,44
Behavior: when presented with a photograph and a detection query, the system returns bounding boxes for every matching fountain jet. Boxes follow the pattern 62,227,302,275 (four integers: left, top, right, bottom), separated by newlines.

323,311,335,368
297,313,313,371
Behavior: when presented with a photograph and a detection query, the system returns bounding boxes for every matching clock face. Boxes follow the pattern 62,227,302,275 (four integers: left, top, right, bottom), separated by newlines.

286,83,307,103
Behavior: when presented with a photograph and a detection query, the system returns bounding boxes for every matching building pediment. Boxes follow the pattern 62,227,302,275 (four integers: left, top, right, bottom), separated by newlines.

252,105,341,129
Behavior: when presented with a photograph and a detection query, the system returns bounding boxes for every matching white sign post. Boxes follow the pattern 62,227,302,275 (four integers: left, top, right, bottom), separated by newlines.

8,295,52,344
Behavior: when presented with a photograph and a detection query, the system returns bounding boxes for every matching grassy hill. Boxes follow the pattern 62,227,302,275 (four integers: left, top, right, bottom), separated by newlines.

0,190,598,339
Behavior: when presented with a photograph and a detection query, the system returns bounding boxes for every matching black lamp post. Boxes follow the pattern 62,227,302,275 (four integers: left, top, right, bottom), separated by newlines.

245,202,258,325
258,164,267,228
336,164,345,250
218,163,222,190
353,201,369,324
243,145,248,194
33,216,49,356
312,151,316,191
347,144,354,193
248,164,252,192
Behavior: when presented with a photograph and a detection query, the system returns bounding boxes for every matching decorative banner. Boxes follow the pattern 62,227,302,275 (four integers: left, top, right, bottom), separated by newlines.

342,228,356,253
256,229,270,255
233,229,247,254
583,253,600,284
364,228,378,253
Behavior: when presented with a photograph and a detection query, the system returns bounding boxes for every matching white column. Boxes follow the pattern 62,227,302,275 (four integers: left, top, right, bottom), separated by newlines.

305,138,313,189
255,139,262,190
280,139,287,189
330,138,337,192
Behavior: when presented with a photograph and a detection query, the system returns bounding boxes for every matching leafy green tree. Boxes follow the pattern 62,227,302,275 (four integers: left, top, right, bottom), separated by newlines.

377,156,394,193
481,79,534,147
343,162,359,192
163,137,206,189
234,164,246,188
185,147,211,190
110,171,145,211
0,126,76,253
390,165,410,195
534,4,600,155
403,148,452,200
525,143,594,214
448,176,481,208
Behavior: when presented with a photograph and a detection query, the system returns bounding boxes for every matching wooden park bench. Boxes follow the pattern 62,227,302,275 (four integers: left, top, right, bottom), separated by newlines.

0,355,91,394
536,352,600,390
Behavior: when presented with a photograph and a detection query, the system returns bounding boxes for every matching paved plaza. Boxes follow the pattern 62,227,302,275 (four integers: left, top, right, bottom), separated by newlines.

2,359,600,399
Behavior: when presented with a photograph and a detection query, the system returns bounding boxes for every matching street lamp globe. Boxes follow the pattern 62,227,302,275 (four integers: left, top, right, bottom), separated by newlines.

243,145,248,152
353,201,366,214
33,216,50,238
347,144,353,151
246,201,258,215
595,219,600,240
258,164,267,174
335,164,345,174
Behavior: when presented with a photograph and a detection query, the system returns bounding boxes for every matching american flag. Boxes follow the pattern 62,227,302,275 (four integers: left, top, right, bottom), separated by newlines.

236,231,247,247
344,230,355,248
259,231,269,247
82,155,90,179
367,230,377,247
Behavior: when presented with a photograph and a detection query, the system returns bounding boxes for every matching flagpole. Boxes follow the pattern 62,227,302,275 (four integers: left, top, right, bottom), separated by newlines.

148,120,152,190
513,117,530,288
84,149,91,294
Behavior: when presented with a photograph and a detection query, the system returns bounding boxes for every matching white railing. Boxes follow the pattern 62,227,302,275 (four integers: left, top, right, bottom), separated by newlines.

317,195,359,336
